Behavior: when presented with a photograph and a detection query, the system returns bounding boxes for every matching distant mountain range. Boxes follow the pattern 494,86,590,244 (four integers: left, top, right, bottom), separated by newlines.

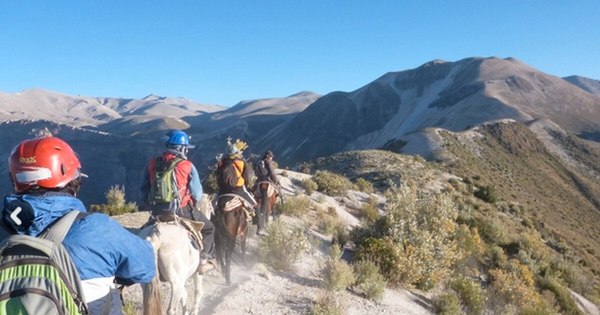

258,57,600,164
1,56,599,206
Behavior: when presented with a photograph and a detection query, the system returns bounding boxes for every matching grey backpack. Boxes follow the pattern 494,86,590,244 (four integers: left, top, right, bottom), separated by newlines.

0,211,89,315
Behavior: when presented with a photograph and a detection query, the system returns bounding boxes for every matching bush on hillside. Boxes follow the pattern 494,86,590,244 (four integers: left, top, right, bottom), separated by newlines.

332,223,349,250
433,291,462,315
457,214,509,246
310,291,344,315
202,169,219,194
474,185,497,203
352,259,386,300
488,260,549,312
354,177,374,193
297,163,311,174
448,276,486,315
322,246,355,291
276,195,311,217
360,196,379,224
89,185,137,215
353,185,460,289
302,178,318,195
312,171,352,196
537,276,583,315
258,220,309,271
317,211,339,235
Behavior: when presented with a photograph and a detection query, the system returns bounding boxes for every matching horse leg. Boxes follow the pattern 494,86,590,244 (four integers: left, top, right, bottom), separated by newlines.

191,273,204,315
241,232,247,266
266,194,275,225
256,188,267,234
214,213,227,280
225,234,236,285
168,280,188,315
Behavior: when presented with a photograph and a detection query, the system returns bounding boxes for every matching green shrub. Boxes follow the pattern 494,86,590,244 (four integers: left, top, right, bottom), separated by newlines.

352,260,386,300
537,276,583,315
298,163,311,174
202,169,219,194
89,185,137,215
316,195,326,203
488,245,508,269
489,260,547,311
302,178,318,195
353,186,459,289
310,291,344,315
322,246,355,291
332,223,349,250
465,216,509,246
258,220,309,271
327,206,337,217
474,185,497,203
276,195,311,217
122,300,137,315
354,237,401,284
355,178,374,193
433,292,462,315
360,196,379,224
449,277,485,315
455,225,485,258
317,212,339,235
312,171,352,196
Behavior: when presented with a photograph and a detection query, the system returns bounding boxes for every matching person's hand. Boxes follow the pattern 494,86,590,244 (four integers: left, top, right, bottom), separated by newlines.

115,277,134,286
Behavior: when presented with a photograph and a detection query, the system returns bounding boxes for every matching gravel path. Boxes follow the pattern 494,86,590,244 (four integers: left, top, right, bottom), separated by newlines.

112,170,436,315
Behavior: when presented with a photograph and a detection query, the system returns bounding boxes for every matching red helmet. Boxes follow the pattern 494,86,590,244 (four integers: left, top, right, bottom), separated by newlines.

8,137,84,193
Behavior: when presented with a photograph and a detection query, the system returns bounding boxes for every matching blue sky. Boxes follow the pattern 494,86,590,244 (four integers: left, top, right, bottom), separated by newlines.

1,1,599,106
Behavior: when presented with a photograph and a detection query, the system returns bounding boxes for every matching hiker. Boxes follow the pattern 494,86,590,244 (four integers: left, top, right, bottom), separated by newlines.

254,150,280,187
216,138,258,212
141,129,216,272
1,136,155,315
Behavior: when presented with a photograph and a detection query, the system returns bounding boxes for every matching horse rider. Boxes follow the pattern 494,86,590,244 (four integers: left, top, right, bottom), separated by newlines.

216,138,258,213
1,136,155,315
141,129,217,272
254,150,280,188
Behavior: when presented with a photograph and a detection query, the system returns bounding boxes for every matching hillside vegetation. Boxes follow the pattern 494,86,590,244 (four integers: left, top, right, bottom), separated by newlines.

304,123,600,313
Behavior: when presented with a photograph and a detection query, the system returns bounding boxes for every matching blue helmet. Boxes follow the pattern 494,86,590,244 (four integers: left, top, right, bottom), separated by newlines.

163,130,195,149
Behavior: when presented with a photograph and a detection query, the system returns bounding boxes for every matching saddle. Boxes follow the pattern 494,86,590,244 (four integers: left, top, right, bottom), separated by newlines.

216,194,254,221
255,181,278,197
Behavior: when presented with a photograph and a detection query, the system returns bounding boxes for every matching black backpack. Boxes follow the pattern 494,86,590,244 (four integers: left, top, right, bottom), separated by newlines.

254,160,269,178
147,157,182,205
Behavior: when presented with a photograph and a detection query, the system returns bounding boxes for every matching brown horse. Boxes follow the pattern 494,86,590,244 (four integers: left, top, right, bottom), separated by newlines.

213,194,250,285
253,181,280,234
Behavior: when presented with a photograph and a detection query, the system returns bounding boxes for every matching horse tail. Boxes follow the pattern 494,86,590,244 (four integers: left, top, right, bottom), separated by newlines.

142,273,163,315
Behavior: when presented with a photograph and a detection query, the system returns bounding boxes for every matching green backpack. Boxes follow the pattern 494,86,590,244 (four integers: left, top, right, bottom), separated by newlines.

148,157,182,206
0,211,89,315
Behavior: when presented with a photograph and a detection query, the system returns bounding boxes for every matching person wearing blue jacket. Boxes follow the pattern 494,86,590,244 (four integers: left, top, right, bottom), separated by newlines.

1,136,155,315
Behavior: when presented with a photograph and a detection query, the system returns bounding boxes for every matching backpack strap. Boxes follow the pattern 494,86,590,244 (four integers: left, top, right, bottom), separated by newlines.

39,210,82,243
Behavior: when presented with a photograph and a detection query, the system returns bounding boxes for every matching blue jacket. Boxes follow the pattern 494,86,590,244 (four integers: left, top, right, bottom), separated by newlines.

2,193,155,284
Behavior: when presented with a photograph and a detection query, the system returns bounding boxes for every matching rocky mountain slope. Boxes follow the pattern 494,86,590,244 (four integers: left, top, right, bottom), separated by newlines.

256,57,600,164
